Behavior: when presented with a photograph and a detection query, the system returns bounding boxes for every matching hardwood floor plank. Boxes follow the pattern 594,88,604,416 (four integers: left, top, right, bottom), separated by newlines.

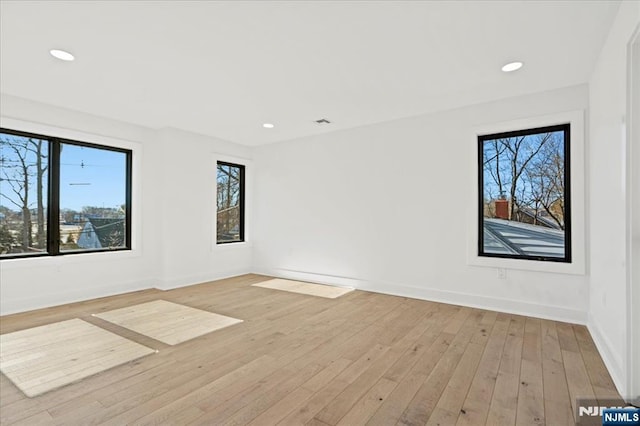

515,318,544,426
366,331,454,426
312,301,440,425
562,349,597,414
485,315,526,426
540,320,574,426
336,377,398,426
397,310,485,425
425,310,497,426
9,410,54,426
180,363,324,425
302,359,354,394
232,361,352,426
50,401,105,426
555,322,580,353
95,355,276,426
456,313,510,426
426,344,485,426
573,325,622,402
276,343,392,425
424,311,498,426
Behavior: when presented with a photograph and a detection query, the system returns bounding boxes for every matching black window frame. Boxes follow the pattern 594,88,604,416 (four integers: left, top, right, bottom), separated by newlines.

0,127,132,259
477,123,572,263
216,161,245,245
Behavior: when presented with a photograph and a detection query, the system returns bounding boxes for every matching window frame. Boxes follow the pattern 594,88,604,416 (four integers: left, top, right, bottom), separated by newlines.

215,160,245,245
477,123,572,264
0,127,132,259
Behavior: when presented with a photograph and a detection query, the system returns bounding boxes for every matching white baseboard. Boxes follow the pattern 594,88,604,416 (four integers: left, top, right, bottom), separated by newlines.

0,278,156,316
255,267,588,324
587,318,627,397
155,269,253,291
0,269,253,316
259,268,361,289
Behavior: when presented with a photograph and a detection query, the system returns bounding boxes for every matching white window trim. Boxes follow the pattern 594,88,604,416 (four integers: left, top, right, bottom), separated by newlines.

467,110,586,275
212,153,253,251
0,116,143,267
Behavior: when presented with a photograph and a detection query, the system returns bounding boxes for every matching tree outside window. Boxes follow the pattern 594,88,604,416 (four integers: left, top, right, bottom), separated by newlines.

479,124,571,262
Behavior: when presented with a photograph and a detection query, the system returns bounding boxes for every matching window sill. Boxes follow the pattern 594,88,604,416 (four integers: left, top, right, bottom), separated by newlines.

212,241,253,251
467,252,584,275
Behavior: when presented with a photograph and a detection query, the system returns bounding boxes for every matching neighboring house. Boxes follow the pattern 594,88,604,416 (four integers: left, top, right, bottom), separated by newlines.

486,198,564,230
77,218,125,249
515,207,562,230
484,218,565,258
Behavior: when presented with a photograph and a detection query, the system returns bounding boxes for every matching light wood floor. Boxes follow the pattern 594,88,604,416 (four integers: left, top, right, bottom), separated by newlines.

0,274,622,425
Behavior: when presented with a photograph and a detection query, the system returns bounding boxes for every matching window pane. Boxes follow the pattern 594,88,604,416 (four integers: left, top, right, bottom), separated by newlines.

60,143,127,251
217,162,244,243
0,133,49,257
480,125,569,261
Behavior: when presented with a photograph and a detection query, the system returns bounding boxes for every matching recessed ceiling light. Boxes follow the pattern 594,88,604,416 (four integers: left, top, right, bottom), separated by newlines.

50,49,75,61
501,61,523,72
263,123,275,129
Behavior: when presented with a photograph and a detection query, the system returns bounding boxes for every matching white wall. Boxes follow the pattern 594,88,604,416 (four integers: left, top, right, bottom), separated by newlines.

631,30,640,407
253,84,589,324
588,0,640,400
0,95,253,315
155,128,253,290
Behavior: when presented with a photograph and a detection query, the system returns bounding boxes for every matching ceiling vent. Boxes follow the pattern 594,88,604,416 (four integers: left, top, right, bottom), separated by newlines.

315,118,331,124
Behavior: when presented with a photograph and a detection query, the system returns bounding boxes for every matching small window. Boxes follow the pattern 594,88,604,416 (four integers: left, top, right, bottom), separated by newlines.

0,128,132,258
216,161,245,244
478,124,571,263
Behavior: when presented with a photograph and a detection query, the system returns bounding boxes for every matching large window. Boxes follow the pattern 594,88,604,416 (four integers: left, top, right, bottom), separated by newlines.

0,128,132,258
216,161,245,244
478,124,571,263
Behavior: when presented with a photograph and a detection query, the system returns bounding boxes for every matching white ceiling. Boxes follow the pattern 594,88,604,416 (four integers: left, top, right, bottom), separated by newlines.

0,1,620,146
